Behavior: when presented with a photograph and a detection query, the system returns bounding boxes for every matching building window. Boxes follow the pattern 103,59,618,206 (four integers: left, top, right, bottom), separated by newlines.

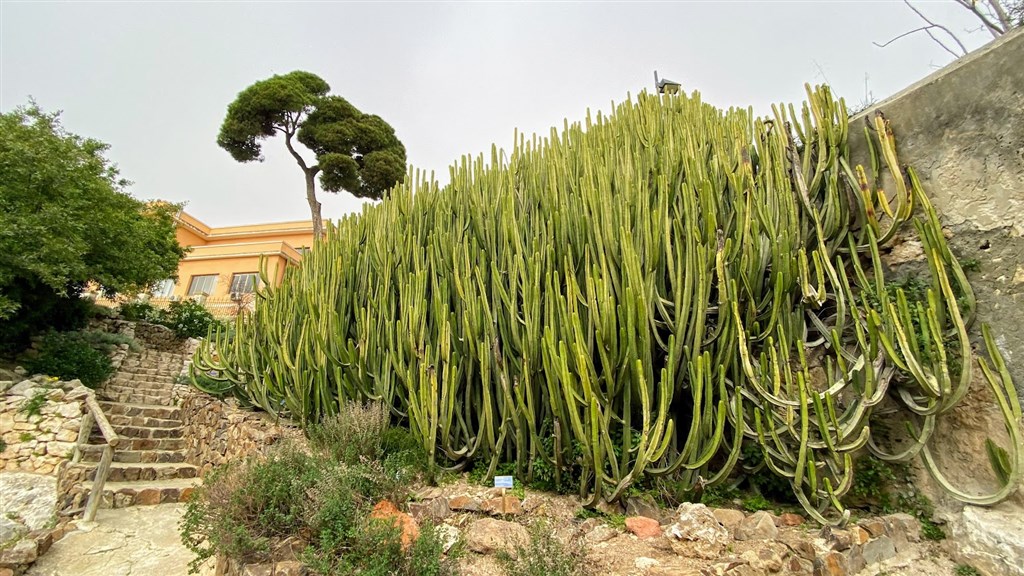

230,273,259,294
187,274,218,296
151,279,175,298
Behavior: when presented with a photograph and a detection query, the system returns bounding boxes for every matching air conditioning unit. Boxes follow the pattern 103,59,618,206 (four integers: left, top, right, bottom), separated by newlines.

230,292,243,302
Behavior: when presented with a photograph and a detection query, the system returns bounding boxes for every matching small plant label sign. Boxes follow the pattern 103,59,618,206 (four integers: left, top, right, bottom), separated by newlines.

494,475,514,488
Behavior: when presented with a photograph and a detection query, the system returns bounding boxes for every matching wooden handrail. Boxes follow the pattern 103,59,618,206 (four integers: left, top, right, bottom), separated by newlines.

84,394,119,448
68,392,121,522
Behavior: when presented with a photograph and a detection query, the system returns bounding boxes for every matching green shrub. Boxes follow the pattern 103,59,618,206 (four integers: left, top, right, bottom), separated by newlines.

955,565,981,576
497,519,589,576
164,299,221,339
850,455,945,540
24,331,114,388
77,329,141,353
117,300,164,322
309,401,390,465
742,494,774,513
182,442,450,576
180,445,322,571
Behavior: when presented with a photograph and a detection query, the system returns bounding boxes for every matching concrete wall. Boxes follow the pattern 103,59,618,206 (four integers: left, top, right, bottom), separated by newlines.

848,28,1024,401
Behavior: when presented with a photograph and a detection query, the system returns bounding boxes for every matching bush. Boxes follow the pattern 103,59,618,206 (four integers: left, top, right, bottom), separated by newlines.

309,401,390,465
497,519,589,576
163,299,221,339
180,445,323,571
181,443,452,576
77,329,141,353
24,331,114,388
117,300,163,322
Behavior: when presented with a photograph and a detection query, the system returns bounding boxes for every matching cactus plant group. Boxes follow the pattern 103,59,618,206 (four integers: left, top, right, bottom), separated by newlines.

191,85,1021,524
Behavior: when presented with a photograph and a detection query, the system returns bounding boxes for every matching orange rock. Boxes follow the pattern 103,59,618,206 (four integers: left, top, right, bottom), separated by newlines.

370,500,420,549
135,488,161,505
625,516,662,539
778,512,805,527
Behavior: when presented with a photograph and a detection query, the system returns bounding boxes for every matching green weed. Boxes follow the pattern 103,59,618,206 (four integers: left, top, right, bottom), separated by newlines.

497,520,589,576
20,390,48,417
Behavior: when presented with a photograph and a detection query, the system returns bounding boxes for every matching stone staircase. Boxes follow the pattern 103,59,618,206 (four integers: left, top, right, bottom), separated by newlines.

67,349,199,508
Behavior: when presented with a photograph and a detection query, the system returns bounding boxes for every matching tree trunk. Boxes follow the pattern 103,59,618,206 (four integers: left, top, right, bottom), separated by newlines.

304,169,323,238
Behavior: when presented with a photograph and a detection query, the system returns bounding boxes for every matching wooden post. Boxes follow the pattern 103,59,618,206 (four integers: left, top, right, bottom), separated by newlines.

501,487,506,515
85,395,119,448
83,444,113,522
71,411,94,465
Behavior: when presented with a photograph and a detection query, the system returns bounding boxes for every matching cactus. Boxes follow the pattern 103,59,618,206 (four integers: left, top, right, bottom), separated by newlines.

192,85,1020,524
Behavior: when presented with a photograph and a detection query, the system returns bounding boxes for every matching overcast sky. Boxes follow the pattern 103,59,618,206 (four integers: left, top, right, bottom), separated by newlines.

0,1,995,226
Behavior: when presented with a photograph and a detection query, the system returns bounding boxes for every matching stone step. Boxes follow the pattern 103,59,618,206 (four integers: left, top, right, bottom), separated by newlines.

97,390,175,406
97,401,181,420
107,413,181,429
110,374,178,385
69,461,199,483
104,424,183,439
114,367,181,377
116,437,186,451
81,448,187,464
85,478,199,509
102,383,176,398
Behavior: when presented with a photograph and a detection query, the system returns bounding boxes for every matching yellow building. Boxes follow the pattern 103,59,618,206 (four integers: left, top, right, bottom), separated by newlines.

148,211,314,315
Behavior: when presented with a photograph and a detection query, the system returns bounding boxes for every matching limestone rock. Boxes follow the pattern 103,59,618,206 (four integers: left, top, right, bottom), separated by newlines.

665,502,730,558
585,524,617,544
408,498,452,522
952,504,1024,576
625,516,661,539
740,547,784,572
624,494,662,521
0,538,38,565
465,518,528,556
273,560,303,576
435,524,460,553
857,518,885,538
0,516,27,552
634,557,661,571
812,551,847,576
861,534,896,565
735,511,778,541
712,508,746,531
448,495,481,512
480,495,523,516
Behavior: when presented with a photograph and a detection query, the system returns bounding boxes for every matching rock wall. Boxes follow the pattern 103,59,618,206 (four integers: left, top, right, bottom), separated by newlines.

179,390,304,476
89,318,190,354
0,377,90,475
848,27,1024,401
848,28,1024,576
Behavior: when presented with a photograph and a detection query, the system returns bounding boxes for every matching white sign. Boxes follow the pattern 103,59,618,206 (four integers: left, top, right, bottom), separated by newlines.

494,475,514,488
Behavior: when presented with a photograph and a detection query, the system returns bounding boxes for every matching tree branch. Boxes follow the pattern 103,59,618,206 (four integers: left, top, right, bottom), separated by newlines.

283,131,309,172
875,1,969,57
953,0,1008,36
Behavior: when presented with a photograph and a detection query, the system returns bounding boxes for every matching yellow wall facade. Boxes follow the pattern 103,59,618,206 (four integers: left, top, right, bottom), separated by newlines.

143,211,314,316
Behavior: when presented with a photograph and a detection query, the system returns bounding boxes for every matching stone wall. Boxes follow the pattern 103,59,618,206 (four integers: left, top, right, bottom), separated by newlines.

0,377,90,475
179,390,304,476
848,28,1024,576
89,318,190,354
848,27,1024,401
